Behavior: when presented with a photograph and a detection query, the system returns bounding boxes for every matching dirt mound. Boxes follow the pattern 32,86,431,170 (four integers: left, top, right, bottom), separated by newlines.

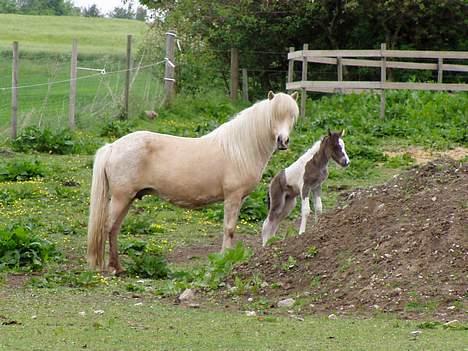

228,158,467,320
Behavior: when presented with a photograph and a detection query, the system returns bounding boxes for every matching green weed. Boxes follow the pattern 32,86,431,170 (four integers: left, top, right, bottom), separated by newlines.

385,153,415,169
0,224,60,271
0,159,45,181
123,239,172,279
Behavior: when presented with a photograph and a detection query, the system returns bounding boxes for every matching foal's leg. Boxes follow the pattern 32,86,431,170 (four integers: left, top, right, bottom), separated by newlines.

222,193,243,252
261,185,284,246
107,195,132,274
262,193,296,246
299,188,311,235
312,187,323,223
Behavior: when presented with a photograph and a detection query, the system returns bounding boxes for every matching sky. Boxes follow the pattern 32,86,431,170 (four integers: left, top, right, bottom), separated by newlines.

71,0,132,14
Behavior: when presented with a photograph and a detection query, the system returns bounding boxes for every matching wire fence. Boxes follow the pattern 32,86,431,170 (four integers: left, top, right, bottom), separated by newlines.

0,43,166,137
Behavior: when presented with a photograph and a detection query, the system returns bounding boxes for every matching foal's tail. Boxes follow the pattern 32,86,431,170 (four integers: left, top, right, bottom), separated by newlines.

87,144,112,270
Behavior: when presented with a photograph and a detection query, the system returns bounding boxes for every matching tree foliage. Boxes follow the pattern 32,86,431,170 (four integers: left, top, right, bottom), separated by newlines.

0,0,79,15
139,0,467,93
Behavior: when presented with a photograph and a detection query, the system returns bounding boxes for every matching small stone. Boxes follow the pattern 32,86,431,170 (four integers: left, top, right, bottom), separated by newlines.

410,330,422,337
179,288,195,303
94,310,104,315
247,297,253,302
260,282,269,288
31,315,37,319
188,303,200,309
328,314,338,320
431,196,437,202
447,306,456,310
79,311,86,316
134,302,143,306
245,311,256,317
444,320,460,328
277,298,295,308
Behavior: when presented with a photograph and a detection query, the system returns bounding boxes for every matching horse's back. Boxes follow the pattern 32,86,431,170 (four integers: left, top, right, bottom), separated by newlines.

105,131,226,206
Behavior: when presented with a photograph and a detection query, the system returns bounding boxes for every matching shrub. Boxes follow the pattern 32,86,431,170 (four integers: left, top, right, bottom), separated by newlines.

29,271,106,288
99,119,134,139
12,127,75,154
0,159,45,181
174,242,252,291
0,224,61,271
123,239,171,279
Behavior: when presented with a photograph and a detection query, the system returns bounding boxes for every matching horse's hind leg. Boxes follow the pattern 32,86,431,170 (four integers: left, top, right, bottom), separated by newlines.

312,187,322,223
262,191,296,246
107,195,132,274
221,193,243,252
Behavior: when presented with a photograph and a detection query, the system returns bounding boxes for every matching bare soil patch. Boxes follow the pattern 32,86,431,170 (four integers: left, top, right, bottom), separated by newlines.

222,158,467,320
385,146,467,164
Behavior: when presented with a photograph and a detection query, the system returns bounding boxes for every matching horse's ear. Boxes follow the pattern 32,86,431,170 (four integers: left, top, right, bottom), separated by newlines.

327,128,332,136
340,129,346,137
268,91,275,100
290,91,298,101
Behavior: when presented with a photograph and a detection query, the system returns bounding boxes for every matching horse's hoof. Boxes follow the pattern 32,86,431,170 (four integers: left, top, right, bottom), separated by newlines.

108,266,125,276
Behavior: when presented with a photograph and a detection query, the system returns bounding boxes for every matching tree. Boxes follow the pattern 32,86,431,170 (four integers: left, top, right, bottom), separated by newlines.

82,4,100,17
0,0,17,13
135,6,147,21
110,3,135,19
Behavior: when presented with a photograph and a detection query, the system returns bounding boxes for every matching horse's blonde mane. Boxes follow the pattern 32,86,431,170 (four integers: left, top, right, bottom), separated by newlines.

204,93,298,177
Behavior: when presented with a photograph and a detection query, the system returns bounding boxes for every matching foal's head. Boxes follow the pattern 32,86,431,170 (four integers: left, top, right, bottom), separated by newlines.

325,129,350,167
268,91,299,150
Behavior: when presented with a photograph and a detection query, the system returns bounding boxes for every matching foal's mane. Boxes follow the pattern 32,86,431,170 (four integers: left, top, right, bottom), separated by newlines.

204,93,297,177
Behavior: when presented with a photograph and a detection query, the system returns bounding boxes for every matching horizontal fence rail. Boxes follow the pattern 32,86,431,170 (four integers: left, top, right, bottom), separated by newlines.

286,44,468,118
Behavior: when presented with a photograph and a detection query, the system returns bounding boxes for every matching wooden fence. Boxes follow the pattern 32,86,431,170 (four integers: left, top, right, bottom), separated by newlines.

286,44,468,118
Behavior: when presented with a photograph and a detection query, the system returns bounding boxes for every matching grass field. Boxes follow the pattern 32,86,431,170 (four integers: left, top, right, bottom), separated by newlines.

1,290,466,351
0,14,147,55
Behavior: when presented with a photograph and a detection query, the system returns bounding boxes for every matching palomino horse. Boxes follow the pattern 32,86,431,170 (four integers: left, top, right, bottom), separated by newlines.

261,130,349,246
88,91,299,273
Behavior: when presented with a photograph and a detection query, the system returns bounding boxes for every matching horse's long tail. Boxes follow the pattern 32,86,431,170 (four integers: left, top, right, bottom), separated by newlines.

87,144,112,270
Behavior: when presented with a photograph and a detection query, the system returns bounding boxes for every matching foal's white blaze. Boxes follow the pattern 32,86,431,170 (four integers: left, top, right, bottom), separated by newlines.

339,138,350,165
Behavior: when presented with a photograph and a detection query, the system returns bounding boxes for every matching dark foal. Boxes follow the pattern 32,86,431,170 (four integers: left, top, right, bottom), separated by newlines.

261,130,350,246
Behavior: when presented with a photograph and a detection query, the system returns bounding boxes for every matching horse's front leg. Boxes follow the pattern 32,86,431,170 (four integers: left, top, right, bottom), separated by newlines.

299,188,311,235
222,194,243,252
312,187,322,223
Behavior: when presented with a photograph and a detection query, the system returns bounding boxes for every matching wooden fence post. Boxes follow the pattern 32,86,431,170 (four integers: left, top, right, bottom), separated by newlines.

123,34,132,119
242,68,249,101
230,48,239,101
68,39,78,129
287,46,294,89
437,57,443,83
11,41,18,139
337,56,343,94
163,30,176,106
380,43,386,119
300,44,308,117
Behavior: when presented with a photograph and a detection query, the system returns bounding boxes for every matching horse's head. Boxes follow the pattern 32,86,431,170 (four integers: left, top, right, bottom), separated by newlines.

268,91,299,150
327,129,350,167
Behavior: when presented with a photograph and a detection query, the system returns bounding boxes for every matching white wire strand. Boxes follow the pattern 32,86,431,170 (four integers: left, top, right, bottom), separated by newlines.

0,60,166,91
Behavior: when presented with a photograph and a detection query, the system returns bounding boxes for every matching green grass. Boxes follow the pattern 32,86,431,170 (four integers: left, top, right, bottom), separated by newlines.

0,14,147,55
0,290,466,351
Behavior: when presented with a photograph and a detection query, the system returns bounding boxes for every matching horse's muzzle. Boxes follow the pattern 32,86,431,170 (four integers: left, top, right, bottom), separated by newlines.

277,136,289,150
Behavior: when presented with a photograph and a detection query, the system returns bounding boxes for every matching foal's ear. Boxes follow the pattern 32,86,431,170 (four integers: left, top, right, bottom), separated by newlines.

290,91,298,101
327,128,332,136
268,91,275,100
